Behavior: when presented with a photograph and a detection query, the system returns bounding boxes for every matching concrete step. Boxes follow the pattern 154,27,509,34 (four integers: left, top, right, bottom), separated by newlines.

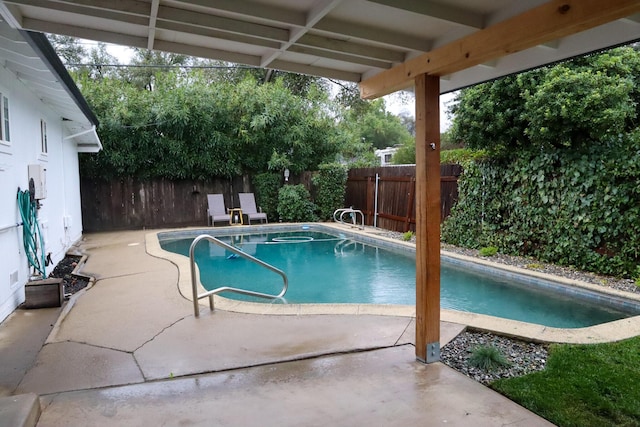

0,393,41,427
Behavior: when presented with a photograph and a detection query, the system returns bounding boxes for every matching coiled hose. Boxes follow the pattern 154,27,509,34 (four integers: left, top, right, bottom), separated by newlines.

17,189,46,279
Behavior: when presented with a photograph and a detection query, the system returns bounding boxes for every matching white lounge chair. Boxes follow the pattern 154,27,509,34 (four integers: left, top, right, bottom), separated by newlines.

238,193,268,224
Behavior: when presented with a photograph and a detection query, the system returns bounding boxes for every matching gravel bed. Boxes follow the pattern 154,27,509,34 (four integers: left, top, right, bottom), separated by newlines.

378,230,638,294
48,255,90,297
441,331,548,385
378,229,637,385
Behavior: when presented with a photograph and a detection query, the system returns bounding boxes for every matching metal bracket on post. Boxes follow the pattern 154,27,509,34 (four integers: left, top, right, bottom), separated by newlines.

425,342,440,363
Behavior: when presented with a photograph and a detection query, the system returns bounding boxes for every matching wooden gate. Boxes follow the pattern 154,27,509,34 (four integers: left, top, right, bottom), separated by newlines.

345,164,462,232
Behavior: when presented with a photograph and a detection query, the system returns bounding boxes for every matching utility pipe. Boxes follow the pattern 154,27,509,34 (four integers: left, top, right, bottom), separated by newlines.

0,222,22,233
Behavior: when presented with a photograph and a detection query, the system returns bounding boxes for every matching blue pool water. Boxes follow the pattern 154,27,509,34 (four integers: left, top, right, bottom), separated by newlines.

159,229,638,328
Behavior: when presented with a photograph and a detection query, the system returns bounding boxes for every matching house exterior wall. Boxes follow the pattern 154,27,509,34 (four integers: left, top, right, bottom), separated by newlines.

374,147,398,166
0,65,84,322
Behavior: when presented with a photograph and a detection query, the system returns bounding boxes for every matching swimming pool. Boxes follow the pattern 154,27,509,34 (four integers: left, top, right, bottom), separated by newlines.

158,226,640,328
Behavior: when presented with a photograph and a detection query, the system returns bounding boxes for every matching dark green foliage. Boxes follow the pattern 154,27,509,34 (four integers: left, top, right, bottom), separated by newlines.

277,185,318,223
492,337,640,427
442,47,640,278
442,133,640,277
253,172,281,222
440,148,487,166
311,163,348,221
468,345,510,371
78,73,341,180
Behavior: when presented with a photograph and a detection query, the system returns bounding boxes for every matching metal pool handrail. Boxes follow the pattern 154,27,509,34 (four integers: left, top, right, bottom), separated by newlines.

189,234,288,317
333,208,365,230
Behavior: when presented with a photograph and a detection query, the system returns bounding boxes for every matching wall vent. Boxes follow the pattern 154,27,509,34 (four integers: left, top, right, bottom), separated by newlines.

10,270,19,288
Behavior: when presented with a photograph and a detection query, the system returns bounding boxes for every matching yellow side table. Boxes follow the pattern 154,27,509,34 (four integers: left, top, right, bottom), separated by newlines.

229,208,243,225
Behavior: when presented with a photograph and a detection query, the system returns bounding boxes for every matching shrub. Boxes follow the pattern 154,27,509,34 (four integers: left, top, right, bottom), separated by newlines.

277,185,318,222
253,172,281,221
311,163,348,221
479,246,498,257
402,231,414,241
468,345,511,371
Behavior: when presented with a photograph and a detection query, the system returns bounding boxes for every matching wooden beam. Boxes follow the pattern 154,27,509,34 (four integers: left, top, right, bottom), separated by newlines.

414,73,440,363
361,0,640,99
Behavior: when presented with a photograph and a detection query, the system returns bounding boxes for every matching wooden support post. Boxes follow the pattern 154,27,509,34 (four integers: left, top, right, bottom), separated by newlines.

414,73,441,363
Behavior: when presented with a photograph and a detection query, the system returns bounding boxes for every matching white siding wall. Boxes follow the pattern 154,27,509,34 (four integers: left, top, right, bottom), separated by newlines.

0,66,84,322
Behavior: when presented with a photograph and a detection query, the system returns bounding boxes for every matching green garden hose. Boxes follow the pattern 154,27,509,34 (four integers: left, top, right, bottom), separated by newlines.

17,189,46,279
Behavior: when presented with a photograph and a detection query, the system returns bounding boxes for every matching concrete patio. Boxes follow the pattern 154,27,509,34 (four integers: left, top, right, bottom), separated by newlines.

0,229,555,426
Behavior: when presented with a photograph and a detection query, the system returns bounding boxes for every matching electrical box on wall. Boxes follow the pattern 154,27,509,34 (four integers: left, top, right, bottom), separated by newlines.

28,164,47,200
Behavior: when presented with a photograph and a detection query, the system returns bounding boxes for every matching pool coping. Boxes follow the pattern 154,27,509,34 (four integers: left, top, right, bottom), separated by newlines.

146,223,640,345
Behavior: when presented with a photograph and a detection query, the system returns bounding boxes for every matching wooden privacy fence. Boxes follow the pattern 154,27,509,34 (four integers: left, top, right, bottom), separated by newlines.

80,176,254,232
345,164,462,233
80,172,312,232
80,167,460,233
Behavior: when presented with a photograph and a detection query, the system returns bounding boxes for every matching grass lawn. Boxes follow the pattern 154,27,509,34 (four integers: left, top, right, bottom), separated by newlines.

491,336,640,427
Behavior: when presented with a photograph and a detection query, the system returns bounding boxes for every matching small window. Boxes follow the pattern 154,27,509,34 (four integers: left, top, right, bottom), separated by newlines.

384,154,392,163
40,119,48,154
0,94,9,143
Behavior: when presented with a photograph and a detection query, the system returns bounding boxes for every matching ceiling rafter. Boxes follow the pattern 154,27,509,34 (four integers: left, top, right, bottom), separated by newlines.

367,0,485,29
296,33,405,63
157,5,289,42
268,58,359,82
153,38,261,66
147,0,159,50
50,0,150,17
22,17,148,48
157,20,281,50
314,17,432,52
169,0,306,27
4,0,148,25
287,44,392,69
260,0,343,68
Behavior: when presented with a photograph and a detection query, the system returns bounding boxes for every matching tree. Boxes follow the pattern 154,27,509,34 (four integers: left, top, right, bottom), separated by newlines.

47,34,85,65
449,46,640,154
442,46,640,277
79,72,341,180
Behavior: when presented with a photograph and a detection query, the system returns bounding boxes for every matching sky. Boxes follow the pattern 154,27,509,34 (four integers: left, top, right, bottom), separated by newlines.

103,43,454,132
384,91,455,133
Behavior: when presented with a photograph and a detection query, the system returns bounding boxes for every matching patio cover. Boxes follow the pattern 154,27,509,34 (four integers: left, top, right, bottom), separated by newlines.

1,0,638,362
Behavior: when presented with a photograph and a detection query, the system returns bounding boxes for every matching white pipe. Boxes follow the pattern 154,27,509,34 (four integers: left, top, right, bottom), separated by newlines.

373,173,379,228
0,222,22,233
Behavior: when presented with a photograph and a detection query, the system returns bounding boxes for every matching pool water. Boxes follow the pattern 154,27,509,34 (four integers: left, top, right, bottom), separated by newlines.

160,230,637,328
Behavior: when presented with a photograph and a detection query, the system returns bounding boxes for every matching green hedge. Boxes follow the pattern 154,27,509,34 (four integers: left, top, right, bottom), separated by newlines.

311,162,347,221
442,132,640,278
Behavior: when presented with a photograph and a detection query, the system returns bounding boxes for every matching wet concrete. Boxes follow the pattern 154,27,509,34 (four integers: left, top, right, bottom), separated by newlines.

0,307,60,397
37,346,553,427
2,229,556,426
